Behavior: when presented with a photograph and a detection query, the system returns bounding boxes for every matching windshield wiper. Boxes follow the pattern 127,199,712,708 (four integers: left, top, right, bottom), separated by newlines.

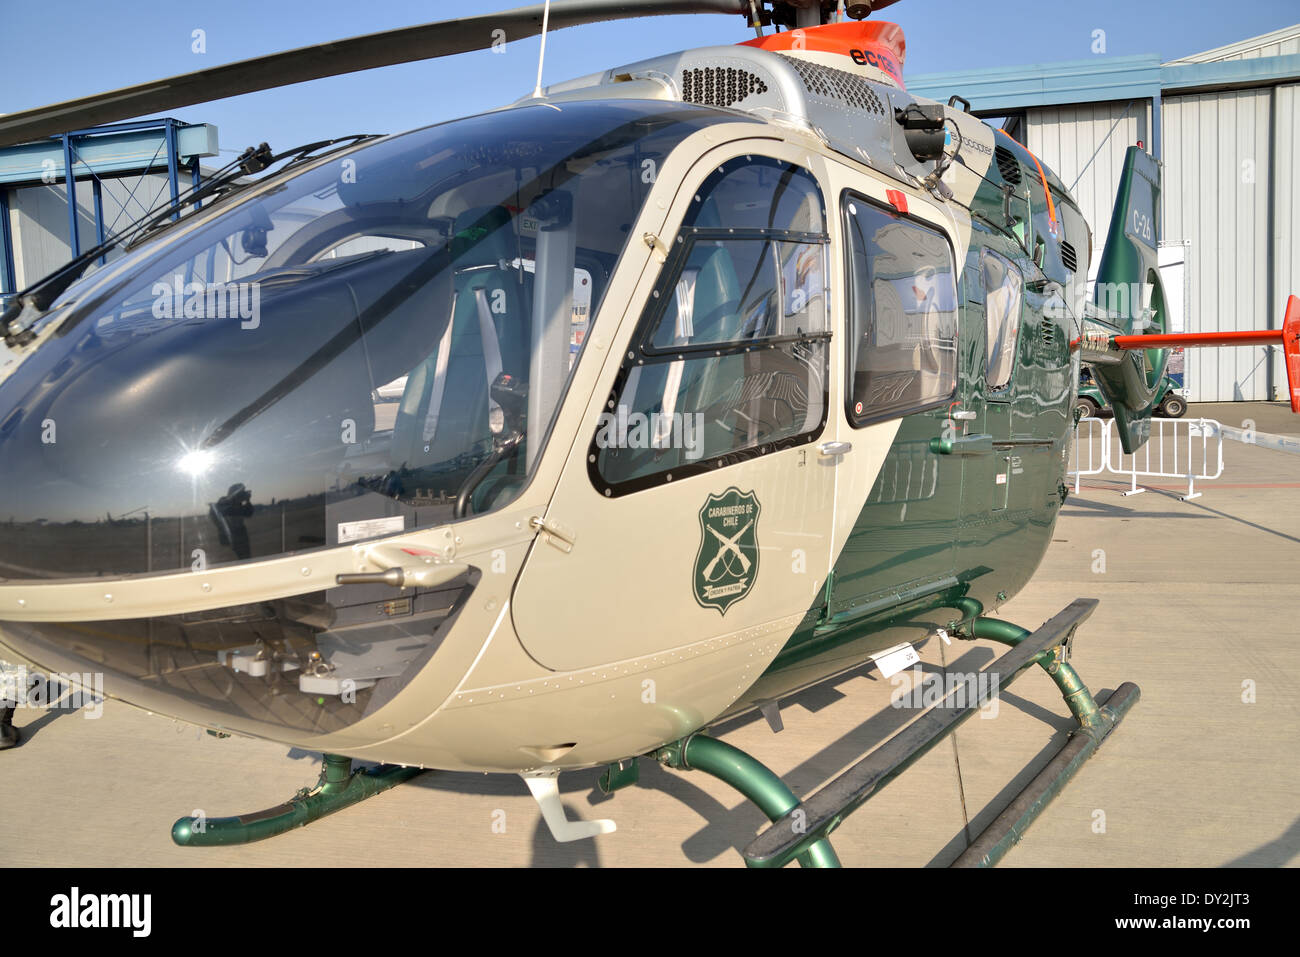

123,135,379,252
2,134,379,346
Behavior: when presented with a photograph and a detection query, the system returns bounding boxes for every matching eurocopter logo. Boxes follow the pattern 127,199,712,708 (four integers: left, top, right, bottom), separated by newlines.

693,487,760,615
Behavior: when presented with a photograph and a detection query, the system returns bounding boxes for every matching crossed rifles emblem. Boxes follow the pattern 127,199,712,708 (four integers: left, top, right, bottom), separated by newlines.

694,488,761,614
702,519,754,582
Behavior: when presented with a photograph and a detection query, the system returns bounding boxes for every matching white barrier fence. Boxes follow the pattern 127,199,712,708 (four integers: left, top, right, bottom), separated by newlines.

1070,415,1110,494
1069,417,1225,501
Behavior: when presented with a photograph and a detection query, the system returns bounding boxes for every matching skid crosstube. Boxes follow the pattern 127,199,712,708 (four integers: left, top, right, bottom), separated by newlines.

736,597,1138,868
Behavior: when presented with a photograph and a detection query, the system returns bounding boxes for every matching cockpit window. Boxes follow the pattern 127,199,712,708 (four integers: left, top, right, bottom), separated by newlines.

843,195,958,425
0,101,728,580
592,156,830,495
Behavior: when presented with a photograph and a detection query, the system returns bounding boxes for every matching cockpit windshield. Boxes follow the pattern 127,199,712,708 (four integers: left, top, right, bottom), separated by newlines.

0,100,728,580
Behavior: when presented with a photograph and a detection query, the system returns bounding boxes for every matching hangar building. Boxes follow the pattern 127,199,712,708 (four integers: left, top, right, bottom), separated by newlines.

910,24,1300,403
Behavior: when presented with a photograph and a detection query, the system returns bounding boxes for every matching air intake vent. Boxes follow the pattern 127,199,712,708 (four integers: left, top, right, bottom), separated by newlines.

1041,317,1056,346
776,54,886,115
1060,240,1078,272
994,145,1022,187
681,67,769,108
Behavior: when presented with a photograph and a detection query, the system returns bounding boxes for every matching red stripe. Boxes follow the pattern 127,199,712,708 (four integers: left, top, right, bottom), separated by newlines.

1113,330,1283,348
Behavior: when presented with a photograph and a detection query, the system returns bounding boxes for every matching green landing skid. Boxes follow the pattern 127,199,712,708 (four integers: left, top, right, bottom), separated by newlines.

656,597,1138,868
171,753,425,847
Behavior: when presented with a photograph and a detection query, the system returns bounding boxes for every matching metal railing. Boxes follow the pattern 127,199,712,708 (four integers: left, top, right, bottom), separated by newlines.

1069,416,1225,501
1070,415,1111,494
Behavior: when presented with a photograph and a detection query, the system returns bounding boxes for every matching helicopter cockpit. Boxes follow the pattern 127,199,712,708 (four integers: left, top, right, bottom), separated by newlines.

0,100,734,735
0,100,728,581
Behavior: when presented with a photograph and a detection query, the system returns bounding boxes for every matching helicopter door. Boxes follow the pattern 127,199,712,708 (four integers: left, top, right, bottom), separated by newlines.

511,148,840,673
825,193,963,612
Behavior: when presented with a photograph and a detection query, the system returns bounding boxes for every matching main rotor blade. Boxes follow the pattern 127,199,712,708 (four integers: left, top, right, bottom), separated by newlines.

0,0,747,149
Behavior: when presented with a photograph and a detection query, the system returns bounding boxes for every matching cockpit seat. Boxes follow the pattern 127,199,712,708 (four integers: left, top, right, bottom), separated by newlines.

390,206,531,483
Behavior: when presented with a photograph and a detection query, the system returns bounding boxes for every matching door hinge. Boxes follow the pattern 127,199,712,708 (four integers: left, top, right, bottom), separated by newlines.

642,232,669,264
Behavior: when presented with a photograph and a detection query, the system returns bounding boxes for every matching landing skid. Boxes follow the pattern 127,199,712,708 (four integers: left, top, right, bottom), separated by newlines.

652,597,1138,867
171,753,424,846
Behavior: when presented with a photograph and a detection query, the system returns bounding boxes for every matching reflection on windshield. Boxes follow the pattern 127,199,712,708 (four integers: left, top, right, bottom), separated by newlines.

0,101,728,579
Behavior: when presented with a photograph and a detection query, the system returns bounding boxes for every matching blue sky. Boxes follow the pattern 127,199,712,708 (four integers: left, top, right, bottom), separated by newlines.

1,0,1297,155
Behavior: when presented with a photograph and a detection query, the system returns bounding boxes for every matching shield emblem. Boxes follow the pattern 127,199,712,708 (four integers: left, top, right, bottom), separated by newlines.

693,487,761,615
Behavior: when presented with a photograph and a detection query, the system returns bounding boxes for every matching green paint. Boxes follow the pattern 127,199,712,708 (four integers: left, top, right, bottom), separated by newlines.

598,758,640,794
1089,146,1170,454
750,198,1077,702
171,753,423,847
655,734,840,868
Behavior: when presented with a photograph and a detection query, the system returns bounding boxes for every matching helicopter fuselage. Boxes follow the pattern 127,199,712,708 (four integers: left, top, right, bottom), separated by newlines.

0,29,1091,776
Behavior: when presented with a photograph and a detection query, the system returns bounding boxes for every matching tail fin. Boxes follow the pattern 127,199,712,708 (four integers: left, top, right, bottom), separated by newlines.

1088,146,1169,453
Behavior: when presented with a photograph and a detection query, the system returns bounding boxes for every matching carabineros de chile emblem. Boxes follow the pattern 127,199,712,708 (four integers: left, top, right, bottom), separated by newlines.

693,487,761,615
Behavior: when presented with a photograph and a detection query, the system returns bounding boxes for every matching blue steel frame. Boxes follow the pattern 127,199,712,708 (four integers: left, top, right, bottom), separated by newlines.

0,187,15,300
47,119,191,260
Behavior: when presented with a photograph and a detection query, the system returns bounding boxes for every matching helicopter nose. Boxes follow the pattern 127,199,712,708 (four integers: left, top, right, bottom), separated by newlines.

0,295,374,581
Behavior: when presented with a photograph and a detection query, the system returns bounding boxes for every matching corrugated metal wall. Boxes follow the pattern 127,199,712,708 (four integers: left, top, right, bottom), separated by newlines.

8,172,173,288
1274,84,1299,405
1028,85,1296,403
1164,89,1275,402
1025,101,1151,282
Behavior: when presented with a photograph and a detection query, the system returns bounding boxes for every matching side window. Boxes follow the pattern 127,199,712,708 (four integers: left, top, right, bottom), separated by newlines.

843,196,958,425
592,156,829,495
982,248,1022,392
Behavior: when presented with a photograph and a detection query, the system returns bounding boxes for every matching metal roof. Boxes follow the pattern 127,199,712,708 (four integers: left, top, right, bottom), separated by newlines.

906,24,1300,114
1166,23,1300,64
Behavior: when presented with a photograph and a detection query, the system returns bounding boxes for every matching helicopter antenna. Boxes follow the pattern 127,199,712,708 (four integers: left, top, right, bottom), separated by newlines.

532,0,553,98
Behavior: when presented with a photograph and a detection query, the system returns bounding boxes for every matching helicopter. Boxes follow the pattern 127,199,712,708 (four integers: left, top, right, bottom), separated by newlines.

0,0,1297,868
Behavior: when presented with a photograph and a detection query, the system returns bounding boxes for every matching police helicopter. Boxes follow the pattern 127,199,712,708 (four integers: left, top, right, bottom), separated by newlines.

0,0,1296,867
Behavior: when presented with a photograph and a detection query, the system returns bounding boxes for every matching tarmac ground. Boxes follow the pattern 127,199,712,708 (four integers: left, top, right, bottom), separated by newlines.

1,401,1296,867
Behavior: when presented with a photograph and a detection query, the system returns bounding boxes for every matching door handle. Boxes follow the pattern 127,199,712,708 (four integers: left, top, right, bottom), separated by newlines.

819,441,852,456
335,563,467,589
334,541,466,589
929,433,994,456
